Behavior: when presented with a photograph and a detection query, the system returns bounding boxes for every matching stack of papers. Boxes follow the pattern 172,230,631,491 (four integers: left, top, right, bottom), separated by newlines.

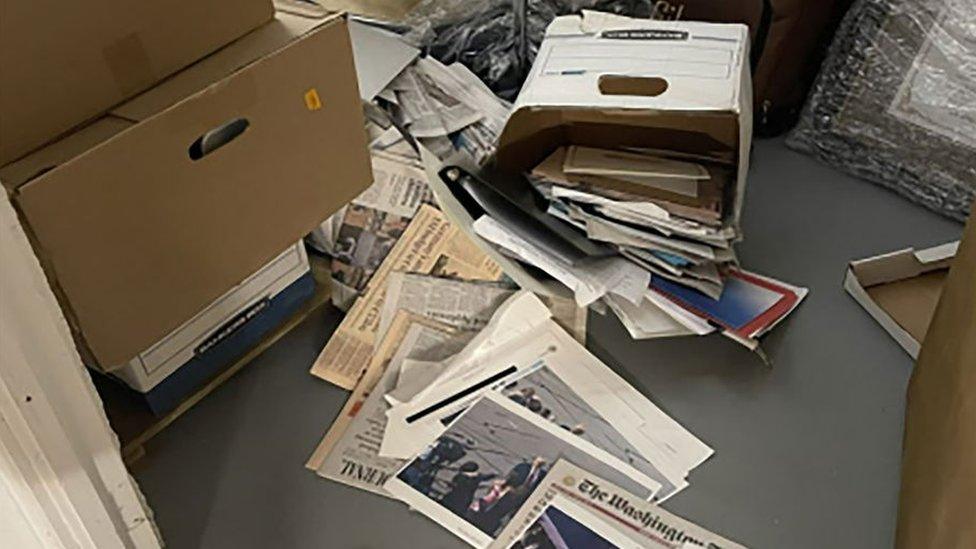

308,291,747,548
446,144,807,353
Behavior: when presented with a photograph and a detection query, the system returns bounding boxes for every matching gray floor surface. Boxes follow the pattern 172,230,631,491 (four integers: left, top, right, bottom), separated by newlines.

130,138,964,548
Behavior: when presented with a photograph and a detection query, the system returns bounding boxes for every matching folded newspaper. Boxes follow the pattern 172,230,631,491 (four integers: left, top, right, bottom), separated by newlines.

307,283,588,496
309,290,730,547
488,459,747,549
308,205,505,389
379,292,710,503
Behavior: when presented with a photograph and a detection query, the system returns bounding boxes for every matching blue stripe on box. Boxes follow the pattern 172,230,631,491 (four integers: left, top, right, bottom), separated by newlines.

143,272,315,415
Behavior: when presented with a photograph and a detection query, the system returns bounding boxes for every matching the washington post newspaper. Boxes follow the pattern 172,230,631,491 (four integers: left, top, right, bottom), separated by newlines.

489,460,747,549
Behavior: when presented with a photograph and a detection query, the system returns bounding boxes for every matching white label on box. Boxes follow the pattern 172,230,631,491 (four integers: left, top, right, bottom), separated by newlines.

134,242,308,379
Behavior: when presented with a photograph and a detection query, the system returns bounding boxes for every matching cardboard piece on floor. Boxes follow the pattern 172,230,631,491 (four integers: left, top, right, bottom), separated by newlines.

896,208,975,549
844,241,958,358
0,13,372,369
0,0,273,165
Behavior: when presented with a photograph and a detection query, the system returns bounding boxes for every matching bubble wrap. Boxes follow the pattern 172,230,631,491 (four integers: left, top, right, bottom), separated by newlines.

787,0,976,222
403,0,658,101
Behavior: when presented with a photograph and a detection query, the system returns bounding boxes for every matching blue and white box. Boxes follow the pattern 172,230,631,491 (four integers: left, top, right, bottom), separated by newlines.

110,241,313,413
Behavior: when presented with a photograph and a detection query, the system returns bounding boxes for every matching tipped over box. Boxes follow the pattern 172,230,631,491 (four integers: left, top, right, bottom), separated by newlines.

0,11,372,371
494,12,752,236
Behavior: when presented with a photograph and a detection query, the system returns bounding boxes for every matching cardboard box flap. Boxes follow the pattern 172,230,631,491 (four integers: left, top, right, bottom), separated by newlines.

112,11,339,122
865,270,947,347
896,209,976,548
496,108,739,174
16,17,370,366
512,13,747,113
913,240,959,263
851,242,958,286
0,117,132,193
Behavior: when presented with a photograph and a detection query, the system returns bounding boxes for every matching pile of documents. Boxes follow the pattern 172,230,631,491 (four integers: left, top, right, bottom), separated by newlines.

421,12,808,355
309,26,512,309
308,290,746,548
455,147,809,353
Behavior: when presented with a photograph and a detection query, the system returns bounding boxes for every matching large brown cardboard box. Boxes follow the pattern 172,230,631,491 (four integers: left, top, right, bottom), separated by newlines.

0,12,372,370
896,207,975,548
0,0,274,165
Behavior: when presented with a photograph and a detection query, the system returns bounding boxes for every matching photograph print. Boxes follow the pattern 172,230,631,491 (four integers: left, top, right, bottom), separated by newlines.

388,394,657,545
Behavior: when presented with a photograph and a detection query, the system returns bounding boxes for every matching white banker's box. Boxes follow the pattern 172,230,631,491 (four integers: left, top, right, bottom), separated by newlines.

495,11,752,235
428,13,753,297
112,241,310,393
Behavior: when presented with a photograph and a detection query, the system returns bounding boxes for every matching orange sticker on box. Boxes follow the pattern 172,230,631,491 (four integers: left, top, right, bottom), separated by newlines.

304,88,322,111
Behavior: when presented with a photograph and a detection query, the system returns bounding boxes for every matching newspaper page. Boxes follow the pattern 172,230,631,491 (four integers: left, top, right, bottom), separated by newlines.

488,459,748,549
382,307,695,502
331,154,435,291
311,205,502,388
377,272,588,346
306,312,447,470
307,312,472,497
377,272,517,343
384,393,662,548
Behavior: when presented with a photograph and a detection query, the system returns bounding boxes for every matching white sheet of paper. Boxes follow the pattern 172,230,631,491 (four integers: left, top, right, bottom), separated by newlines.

473,216,648,307
604,295,694,339
348,20,419,101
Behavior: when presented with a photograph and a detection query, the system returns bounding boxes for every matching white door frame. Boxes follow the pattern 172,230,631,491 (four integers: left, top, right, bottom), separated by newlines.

0,191,162,548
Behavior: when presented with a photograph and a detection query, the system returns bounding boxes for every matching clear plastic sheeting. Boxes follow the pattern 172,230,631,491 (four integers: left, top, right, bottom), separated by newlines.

403,0,658,100
787,0,976,222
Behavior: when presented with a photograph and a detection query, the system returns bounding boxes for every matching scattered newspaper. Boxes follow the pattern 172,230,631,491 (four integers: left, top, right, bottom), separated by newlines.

331,154,435,292
384,392,662,548
310,205,502,389
488,460,748,549
377,272,516,343
388,57,510,164
381,292,710,502
306,312,470,496
308,276,541,496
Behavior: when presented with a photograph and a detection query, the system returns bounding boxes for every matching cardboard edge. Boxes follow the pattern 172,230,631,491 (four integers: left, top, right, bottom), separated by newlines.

913,240,959,263
17,12,348,193
850,243,956,287
12,13,359,368
843,268,921,358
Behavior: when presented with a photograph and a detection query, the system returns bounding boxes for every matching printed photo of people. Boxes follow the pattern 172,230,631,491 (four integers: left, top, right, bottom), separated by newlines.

511,505,619,549
331,204,411,291
501,364,679,499
394,397,654,540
